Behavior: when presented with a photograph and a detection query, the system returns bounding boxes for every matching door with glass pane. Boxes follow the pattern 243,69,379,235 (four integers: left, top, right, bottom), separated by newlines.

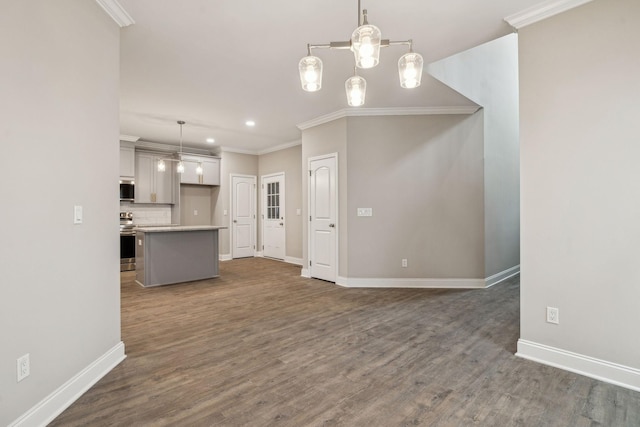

262,173,285,260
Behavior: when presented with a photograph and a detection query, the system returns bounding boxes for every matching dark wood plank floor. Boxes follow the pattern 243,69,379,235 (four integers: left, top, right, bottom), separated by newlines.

50,258,640,426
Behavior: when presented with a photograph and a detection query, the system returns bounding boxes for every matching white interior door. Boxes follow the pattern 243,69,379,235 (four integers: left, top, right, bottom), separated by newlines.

262,173,286,260
232,175,256,259
309,155,337,282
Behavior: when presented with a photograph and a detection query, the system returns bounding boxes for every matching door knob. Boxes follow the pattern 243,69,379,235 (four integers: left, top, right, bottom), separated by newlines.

329,223,335,228
233,220,237,223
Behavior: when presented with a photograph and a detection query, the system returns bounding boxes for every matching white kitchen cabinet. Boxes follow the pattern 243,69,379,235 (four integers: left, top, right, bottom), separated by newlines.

119,142,135,178
135,151,175,204
179,154,220,186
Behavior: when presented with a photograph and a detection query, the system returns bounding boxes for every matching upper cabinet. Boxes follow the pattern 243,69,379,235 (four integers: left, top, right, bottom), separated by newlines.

135,151,175,204
119,142,135,179
180,155,220,186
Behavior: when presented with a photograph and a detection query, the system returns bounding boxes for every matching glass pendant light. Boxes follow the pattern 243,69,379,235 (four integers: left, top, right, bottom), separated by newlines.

299,51,323,92
176,120,185,174
398,50,424,89
196,163,203,175
345,73,366,107
351,10,381,69
157,159,166,172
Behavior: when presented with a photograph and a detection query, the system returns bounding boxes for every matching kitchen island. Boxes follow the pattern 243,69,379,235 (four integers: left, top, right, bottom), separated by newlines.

134,225,226,287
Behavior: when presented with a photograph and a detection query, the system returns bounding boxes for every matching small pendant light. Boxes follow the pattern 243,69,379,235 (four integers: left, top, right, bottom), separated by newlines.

351,9,381,69
176,120,185,174
299,44,323,92
398,43,423,89
345,71,366,107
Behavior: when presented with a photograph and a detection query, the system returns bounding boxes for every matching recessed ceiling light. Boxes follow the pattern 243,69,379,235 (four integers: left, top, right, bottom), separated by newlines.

206,138,215,144
245,120,255,127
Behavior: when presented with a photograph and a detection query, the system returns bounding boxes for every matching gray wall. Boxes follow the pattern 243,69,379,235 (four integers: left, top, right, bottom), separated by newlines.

301,118,349,275
0,0,121,424
519,0,640,370
428,34,520,277
346,114,485,278
301,114,486,280
216,151,259,256
258,145,303,260
180,185,214,226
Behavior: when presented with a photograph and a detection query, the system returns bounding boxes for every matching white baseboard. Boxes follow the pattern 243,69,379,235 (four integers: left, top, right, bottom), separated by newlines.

516,339,640,393
485,265,520,287
285,256,303,266
219,253,232,261
336,276,485,288
255,251,264,258
10,341,126,427
301,268,310,278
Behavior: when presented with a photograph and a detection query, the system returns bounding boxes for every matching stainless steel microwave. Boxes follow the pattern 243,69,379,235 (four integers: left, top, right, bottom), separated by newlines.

119,180,135,201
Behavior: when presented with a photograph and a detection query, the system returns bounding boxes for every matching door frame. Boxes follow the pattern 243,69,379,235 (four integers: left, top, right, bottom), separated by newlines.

307,153,338,281
230,173,257,259
261,172,286,260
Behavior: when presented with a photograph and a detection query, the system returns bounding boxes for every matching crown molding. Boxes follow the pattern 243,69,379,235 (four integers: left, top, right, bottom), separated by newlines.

297,106,480,130
504,0,594,29
258,140,302,156
220,146,259,155
119,134,140,142
95,0,135,27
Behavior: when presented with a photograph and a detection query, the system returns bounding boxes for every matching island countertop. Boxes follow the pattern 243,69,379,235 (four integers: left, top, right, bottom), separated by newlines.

134,225,227,233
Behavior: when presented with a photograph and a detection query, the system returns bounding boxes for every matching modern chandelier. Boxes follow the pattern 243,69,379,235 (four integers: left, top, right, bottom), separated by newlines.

157,121,203,175
298,0,423,107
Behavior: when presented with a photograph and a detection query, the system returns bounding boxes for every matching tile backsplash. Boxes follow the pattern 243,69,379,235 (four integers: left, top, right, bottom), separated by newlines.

120,202,172,225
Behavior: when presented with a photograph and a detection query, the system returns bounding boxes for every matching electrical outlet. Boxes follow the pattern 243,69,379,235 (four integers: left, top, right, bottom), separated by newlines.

402,258,408,268
194,209,198,216
17,353,30,382
357,208,373,217
546,307,559,324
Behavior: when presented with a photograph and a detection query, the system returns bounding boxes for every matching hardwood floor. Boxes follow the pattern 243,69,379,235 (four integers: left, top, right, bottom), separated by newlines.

50,258,639,426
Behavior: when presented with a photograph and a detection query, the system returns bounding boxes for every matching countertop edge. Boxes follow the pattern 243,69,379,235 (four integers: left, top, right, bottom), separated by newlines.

134,225,227,233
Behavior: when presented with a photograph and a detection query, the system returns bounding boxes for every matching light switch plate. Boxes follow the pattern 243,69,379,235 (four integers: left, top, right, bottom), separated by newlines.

357,208,373,217
73,205,83,224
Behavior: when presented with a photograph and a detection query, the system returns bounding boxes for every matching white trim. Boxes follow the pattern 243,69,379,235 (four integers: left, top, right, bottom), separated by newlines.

301,268,311,278
219,141,302,156
9,342,126,427
258,140,302,156
94,0,135,27
219,253,232,261
285,256,303,266
516,340,640,393
220,146,259,155
485,265,520,287
119,134,140,142
336,276,486,289
504,0,594,29
256,253,303,267
255,251,264,258
297,106,480,130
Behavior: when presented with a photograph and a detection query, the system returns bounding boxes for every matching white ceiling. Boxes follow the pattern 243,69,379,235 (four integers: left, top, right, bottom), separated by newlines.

118,0,542,153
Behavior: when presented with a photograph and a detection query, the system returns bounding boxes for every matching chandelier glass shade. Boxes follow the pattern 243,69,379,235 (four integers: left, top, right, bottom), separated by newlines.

398,52,424,89
345,74,366,107
299,1,423,106
299,55,323,92
351,22,381,69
